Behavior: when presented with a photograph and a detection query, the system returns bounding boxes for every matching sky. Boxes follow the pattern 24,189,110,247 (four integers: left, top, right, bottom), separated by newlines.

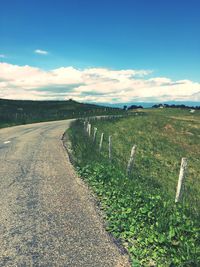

0,0,200,104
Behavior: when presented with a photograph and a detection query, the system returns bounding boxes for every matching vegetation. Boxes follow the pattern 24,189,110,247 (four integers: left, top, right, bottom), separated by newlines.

152,103,200,110
68,108,200,266
128,105,143,110
0,98,123,128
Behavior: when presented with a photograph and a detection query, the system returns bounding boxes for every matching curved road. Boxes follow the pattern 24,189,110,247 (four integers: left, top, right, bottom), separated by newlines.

0,120,129,267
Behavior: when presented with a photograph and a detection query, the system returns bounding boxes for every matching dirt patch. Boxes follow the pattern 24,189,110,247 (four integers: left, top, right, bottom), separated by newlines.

169,116,200,123
185,131,194,136
164,124,175,131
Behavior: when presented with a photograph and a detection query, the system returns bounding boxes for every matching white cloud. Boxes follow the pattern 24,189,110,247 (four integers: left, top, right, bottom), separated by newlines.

0,62,199,103
34,49,48,55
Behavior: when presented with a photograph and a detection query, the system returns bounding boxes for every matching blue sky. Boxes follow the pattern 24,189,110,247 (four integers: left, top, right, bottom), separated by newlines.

0,0,200,103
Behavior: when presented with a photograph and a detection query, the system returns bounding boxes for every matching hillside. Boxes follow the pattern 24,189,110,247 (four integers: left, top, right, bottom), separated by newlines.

0,98,122,128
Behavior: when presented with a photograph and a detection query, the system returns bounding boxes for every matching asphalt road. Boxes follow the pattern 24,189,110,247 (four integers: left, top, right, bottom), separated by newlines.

0,120,130,267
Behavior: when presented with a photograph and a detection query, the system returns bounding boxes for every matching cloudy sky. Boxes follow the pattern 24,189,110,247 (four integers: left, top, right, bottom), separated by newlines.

0,0,200,104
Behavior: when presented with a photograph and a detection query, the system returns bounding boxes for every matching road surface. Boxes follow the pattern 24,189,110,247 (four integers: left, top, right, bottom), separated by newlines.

0,120,130,267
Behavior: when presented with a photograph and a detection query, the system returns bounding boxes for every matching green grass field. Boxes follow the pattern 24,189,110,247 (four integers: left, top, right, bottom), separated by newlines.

68,108,200,266
0,98,123,128
93,108,200,207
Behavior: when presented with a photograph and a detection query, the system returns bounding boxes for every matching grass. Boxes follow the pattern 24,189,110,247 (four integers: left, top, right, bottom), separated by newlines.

68,108,200,266
0,98,123,128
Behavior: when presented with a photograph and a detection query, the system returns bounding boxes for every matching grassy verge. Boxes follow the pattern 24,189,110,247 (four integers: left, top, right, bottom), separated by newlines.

68,109,200,266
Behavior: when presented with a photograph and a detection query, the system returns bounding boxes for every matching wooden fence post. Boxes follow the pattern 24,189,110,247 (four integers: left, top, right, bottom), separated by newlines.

88,123,91,137
86,122,88,132
83,121,86,132
109,135,112,160
93,127,97,142
85,121,89,133
99,133,104,152
126,145,137,175
175,158,187,203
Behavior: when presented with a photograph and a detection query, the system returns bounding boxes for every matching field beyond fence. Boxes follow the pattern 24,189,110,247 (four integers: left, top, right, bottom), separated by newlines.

68,109,200,266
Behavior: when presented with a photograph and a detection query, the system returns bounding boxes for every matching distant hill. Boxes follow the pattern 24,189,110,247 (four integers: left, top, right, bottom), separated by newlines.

0,99,122,128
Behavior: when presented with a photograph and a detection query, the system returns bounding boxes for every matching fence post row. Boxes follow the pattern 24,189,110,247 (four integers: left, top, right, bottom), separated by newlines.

175,157,187,203
127,145,137,175
99,133,104,152
93,127,97,142
82,122,188,201
109,135,112,160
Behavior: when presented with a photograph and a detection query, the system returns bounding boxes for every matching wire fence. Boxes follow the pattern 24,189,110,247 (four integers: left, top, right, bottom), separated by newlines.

77,116,199,218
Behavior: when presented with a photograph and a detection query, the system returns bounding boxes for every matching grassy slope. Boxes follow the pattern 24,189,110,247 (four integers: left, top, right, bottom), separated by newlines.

68,108,200,266
93,108,200,208
0,98,122,128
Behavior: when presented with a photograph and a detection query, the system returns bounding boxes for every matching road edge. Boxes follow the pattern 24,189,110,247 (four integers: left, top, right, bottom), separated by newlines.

61,124,131,267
